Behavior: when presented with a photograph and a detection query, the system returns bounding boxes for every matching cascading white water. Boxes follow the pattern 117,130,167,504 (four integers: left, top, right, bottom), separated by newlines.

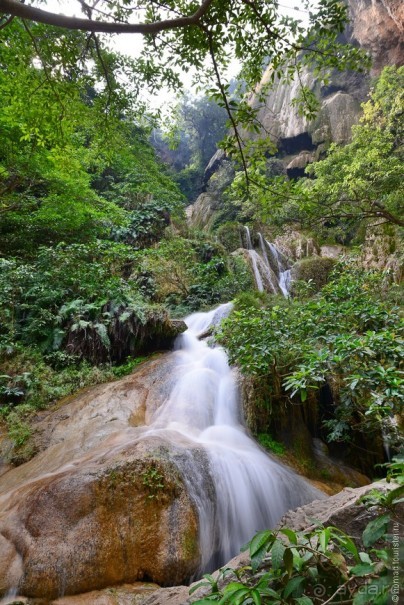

244,225,253,250
0,304,324,597
245,230,292,297
0,588,18,605
258,232,270,267
265,239,292,297
244,227,264,292
279,268,292,297
146,303,323,573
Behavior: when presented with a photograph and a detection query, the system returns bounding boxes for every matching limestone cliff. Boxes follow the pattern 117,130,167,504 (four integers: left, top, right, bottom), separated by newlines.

188,0,404,228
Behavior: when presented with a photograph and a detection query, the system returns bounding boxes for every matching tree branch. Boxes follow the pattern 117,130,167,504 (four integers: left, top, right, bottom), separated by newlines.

0,12,13,28
21,19,66,133
206,29,250,189
91,33,114,110
0,0,215,33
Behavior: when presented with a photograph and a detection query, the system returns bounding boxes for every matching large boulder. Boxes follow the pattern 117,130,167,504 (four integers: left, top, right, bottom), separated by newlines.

291,257,336,291
132,482,399,605
0,356,201,599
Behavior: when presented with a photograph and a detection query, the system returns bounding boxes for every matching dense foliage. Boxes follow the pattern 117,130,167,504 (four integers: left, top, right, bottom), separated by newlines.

0,16,256,459
302,66,404,232
0,0,369,176
217,262,403,449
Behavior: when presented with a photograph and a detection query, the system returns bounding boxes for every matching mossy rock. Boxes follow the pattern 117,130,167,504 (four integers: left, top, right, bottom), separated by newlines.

215,222,243,252
291,257,336,292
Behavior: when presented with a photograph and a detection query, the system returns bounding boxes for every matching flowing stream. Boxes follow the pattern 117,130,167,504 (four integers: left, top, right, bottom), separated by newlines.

146,303,322,573
0,304,323,598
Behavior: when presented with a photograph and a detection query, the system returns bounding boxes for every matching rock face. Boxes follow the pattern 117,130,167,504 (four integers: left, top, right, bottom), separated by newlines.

125,482,398,605
188,0,404,230
0,356,201,599
273,230,320,261
349,0,404,72
187,159,234,229
247,0,404,167
360,224,403,281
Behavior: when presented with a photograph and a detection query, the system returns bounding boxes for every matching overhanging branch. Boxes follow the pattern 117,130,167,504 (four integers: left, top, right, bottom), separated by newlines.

0,0,215,33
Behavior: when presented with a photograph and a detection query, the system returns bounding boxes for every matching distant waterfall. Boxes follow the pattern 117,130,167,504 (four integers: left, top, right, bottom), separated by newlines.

265,240,292,297
243,227,292,297
148,304,323,573
244,226,264,292
279,269,292,297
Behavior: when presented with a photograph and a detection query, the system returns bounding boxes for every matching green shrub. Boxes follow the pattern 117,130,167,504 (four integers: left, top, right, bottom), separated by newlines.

257,433,285,455
111,355,148,378
215,222,244,252
217,261,403,446
291,257,336,292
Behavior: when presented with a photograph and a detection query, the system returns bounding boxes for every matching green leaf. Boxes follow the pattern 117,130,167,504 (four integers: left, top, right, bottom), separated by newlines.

359,552,372,564
219,586,250,604
295,597,314,605
259,587,281,598
250,589,262,605
283,576,305,599
250,530,274,572
384,484,404,506
283,548,294,576
362,514,390,547
319,528,331,552
250,530,273,557
271,539,286,571
280,528,298,545
350,563,375,576
223,582,245,593
330,528,360,562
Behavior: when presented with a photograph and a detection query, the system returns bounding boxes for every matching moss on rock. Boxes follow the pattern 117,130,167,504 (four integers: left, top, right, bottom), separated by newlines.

291,257,336,291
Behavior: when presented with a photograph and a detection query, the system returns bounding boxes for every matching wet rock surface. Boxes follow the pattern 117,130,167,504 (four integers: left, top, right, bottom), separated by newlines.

0,356,201,599
0,307,325,602
133,482,396,605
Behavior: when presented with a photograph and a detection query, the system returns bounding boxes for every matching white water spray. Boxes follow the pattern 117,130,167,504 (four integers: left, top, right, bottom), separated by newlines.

265,239,292,297
244,227,264,292
147,304,323,573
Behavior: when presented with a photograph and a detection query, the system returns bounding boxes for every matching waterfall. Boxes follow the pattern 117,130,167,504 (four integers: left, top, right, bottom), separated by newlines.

0,303,324,596
244,225,253,250
244,228,292,297
265,239,292,297
244,226,264,292
258,232,270,267
0,588,18,605
147,304,323,573
279,268,292,297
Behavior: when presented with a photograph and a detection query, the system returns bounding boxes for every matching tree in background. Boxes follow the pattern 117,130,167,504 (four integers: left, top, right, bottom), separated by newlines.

302,66,404,231
152,94,228,201
0,0,368,179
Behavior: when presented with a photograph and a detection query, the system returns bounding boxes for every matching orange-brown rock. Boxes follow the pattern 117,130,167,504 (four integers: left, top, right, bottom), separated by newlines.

348,0,404,73
0,357,201,600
